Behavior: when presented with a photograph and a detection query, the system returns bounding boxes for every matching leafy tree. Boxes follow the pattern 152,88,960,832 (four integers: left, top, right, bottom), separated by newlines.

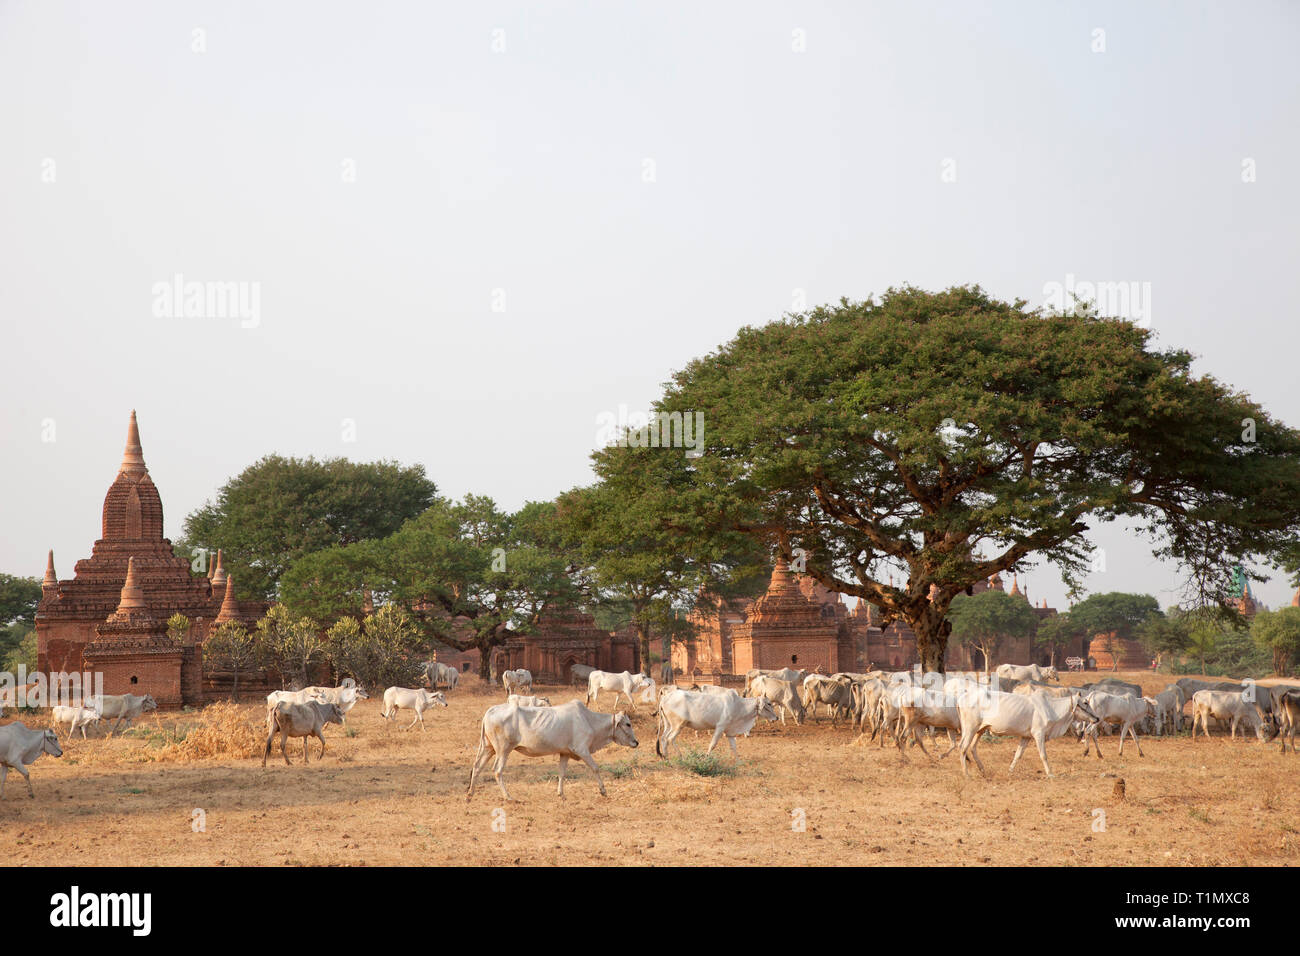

1068,592,1161,670
631,286,1300,671
256,605,325,688
1251,606,1300,676
947,589,1039,673
2,630,36,675
182,456,437,600
1034,612,1082,668
325,606,424,691
1137,611,1190,667
203,621,259,701
166,613,190,644
281,496,577,680
0,574,41,627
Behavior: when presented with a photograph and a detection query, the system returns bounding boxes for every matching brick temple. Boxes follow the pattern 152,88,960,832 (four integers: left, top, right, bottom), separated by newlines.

35,411,266,706
675,560,1076,681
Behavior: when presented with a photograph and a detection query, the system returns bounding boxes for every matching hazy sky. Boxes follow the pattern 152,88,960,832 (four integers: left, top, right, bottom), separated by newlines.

3,1,1298,613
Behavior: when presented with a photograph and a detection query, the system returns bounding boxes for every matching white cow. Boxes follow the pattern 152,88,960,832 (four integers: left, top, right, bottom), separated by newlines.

1191,690,1274,741
266,688,327,711
745,674,805,725
0,722,63,798
51,705,101,739
996,663,1059,684
467,700,638,800
893,684,961,758
382,687,448,730
86,693,158,735
586,670,655,712
957,689,1099,777
695,684,740,698
802,674,854,725
656,689,778,758
1150,686,1185,735
502,669,534,696
1081,690,1155,756
421,661,460,691
743,667,806,695
507,694,552,707
263,700,345,766
302,684,369,724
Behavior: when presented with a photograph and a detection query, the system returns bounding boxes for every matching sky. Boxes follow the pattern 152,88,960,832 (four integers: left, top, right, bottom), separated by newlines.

2,0,1298,613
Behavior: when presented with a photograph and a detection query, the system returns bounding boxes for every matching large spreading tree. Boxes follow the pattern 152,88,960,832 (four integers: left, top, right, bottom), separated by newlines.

631,286,1300,671
181,456,437,600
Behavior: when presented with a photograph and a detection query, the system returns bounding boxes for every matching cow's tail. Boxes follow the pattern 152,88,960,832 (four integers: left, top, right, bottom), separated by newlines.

655,705,667,758
467,711,491,796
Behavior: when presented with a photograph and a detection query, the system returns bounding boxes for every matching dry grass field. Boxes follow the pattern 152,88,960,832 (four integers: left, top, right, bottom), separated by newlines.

2,670,1298,866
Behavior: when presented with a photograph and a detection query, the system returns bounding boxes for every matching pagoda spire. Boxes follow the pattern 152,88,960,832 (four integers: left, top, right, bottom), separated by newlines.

42,550,58,590
214,575,240,623
114,556,147,613
120,410,147,477
210,549,227,586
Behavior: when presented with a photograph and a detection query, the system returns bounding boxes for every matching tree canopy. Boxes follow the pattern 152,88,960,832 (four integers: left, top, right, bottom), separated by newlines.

636,286,1300,669
181,455,437,600
947,589,1039,672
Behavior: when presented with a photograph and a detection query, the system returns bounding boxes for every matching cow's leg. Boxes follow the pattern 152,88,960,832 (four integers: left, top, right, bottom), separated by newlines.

406,709,420,731
302,735,310,763
0,765,6,798
317,730,327,759
467,739,495,798
938,728,958,758
556,755,568,796
1129,723,1144,757
575,748,607,796
1007,737,1029,774
706,727,725,755
262,723,276,768
1116,723,1126,757
1033,734,1054,777
493,746,514,801
727,735,739,760
281,731,292,765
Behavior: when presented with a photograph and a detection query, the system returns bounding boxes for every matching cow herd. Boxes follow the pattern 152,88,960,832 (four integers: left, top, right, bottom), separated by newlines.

3,660,1298,802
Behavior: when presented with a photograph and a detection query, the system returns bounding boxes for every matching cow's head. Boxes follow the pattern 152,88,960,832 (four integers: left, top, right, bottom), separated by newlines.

324,703,345,726
637,678,657,703
1071,694,1099,725
1043,667,1060,683
534,696,552,707
141,695,158,712
611,712,638,748
42,729,63,758
755,697,779,722
424,690,449,708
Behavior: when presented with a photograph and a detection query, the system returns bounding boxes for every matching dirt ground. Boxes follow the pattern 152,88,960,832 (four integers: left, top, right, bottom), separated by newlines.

2,670,1297,866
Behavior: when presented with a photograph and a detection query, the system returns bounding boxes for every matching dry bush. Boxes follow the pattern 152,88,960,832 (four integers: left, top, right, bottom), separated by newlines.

152,702,264,761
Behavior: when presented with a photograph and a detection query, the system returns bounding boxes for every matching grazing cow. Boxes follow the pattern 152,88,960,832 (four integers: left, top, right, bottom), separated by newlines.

51,705,101,739
586,670,656,712
957,689,1099,777
263,700,344,766
894,685,961,759
656,689,778,758
1081,690,1156,756
507,694,552,707
1191,690,1275,742
0,723,63,798
854,678,890,735
86,693,158,735
266,688,327,711
996,664,1060,684
1151,687,1185,735
802,674,854,725
502,669,534,696
381,687,448,730
745,674,805,725
302,684,369,723
467,700,638,800
1275,691,1300,754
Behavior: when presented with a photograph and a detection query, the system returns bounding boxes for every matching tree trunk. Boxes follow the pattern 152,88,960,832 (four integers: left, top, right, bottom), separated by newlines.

660,633,673,684
231,670,240,703
478,642,493,682
912,612,948,674
634,620,651,677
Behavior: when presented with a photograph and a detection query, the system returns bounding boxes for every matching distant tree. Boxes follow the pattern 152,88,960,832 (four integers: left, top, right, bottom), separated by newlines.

2,630,37,675
1137,611,1189,668
1034,612,1083,668
182,456,437,600
1251,606,1300,676
947,590,1039,673
1067,593,1161,671
0,574,41,627
203,622,258,701
256,605,325,688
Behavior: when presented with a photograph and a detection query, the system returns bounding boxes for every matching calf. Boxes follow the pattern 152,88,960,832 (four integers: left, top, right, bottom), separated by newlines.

86,693,158,735
502,669,534,696
382,687,448,730
586,670,656,712
51,704,101,739
0,722,63,798
1081,690,1155,757
302,684,369,724
745,675,804,725
263,700,344,766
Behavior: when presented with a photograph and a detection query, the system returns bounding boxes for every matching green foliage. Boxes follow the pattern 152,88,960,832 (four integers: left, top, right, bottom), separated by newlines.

281,495,577,679
182,455,437,600
1068,592,1161,641
1251,606,1300,676
325,605,424,691
165,613,191,644
666,748,737,777
2,629,37,674
255,605,325,688
948,590,1039,668
0,574,42,627
203,621,260,700
624,285,1300,669
1035,611,1083,665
